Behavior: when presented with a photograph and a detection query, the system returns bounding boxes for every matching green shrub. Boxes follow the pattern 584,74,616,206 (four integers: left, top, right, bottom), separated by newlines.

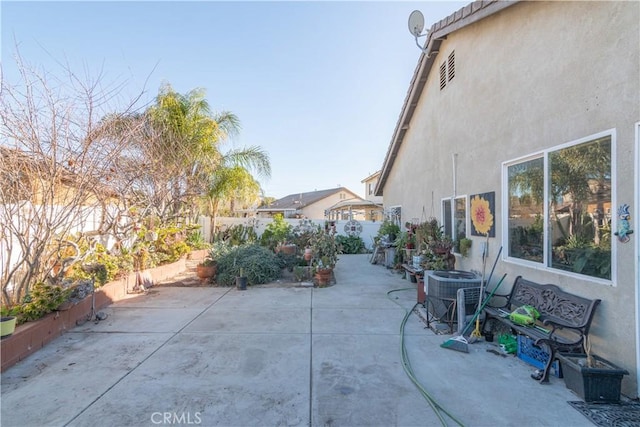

155,233,190,263
377,220,400,239
209,240,232,260
18,282,71,323
260,214,292,249
70,244,123,285
290,219,316,250
216,244,281,286
336,235,365,254
275,251,299,272
186,229,210,250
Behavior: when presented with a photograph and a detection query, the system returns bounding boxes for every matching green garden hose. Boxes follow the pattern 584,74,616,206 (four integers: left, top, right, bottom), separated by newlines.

387,288,465,427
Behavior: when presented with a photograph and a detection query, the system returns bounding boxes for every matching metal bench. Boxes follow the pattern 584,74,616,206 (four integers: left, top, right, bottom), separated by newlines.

482,275,601,383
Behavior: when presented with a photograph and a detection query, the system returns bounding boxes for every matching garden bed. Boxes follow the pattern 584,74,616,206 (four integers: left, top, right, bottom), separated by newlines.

1,256,188,372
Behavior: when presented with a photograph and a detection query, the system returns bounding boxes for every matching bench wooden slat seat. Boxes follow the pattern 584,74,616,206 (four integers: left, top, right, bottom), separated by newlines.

482,275,601,383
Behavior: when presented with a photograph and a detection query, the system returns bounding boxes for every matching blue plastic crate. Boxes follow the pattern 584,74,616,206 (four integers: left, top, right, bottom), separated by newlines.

516,335,561,378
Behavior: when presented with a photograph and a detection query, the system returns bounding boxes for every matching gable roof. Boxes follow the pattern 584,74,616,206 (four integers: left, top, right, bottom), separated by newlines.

258,187,361,212
361,170,381,183
375,0,518,196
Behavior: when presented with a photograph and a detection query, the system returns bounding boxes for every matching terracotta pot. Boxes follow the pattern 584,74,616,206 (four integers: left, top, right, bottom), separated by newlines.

315,268,333,287
304,248,313,261
196,264,217,280
277,244,297,255
432,247,451,255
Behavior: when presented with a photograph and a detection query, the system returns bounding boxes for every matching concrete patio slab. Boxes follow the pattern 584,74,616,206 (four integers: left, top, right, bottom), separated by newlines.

312,307,406,335
312,333,438,426
185,307,310,334
1,332,173,427
1,254,595,426
67,333,310,427
114,287,230,309
213,287,312,309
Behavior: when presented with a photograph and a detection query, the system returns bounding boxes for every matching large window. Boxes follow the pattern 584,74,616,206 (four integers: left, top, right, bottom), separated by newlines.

443,196,467,252
507,157,544,262
505,133,612,280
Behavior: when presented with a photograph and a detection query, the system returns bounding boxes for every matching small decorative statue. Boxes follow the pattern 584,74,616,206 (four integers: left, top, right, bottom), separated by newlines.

614,203,634,243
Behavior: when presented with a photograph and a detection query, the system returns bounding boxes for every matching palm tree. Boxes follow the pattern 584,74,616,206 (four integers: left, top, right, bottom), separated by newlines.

145,83,241,219
98,83,270,235
204,146,271,237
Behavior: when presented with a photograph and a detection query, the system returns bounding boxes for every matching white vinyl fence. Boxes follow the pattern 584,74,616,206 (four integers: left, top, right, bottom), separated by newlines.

198,217,383,250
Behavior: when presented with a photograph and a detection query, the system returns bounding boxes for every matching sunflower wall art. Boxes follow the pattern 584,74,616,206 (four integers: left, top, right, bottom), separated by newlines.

470,192,495,237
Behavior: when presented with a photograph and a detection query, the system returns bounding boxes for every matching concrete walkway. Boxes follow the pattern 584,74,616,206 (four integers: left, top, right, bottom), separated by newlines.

1,254,590,426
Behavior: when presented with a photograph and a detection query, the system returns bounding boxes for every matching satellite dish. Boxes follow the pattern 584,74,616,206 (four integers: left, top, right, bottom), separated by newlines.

408,10,425,37
408,9,433,55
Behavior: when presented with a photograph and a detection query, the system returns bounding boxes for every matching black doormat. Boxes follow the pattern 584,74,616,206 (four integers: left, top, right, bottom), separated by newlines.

568,400,640,427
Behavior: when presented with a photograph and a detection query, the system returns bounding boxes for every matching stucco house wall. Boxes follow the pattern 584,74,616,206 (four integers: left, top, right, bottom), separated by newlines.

302,190,356,220
362,171,383,204
379,1,639,397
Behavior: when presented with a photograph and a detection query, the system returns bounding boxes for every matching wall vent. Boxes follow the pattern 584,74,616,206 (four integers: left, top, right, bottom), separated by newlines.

439,62,447,90
448,51,455,81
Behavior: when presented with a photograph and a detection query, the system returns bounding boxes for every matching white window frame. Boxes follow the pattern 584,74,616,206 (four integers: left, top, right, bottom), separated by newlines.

502,129,616,285
441,195,468,253
386,205,402,228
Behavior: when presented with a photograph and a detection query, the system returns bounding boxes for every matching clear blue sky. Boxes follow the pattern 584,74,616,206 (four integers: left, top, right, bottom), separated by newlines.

2,1,466,200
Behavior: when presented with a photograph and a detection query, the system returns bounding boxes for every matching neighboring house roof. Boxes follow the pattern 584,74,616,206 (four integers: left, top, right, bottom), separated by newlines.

0,146,118,202
328,198,383,211
375,0,517,196
257,187,360,212
361,170,381,183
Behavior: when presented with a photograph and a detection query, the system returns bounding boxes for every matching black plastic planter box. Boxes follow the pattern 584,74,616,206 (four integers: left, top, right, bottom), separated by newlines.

558,353,628,403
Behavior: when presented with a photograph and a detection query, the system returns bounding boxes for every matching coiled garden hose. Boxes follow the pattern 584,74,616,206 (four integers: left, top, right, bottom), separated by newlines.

387,288,465,427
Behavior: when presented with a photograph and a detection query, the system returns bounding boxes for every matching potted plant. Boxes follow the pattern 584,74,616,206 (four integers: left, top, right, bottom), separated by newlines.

196,257,217,282
378,220,400,244
557,336,629,403
458,238,472,257
394,231,415,265
304,247,313,262
236,267,248,290
310,227,340,287
1,306,18,338
414,218,455,270
275,242,297,256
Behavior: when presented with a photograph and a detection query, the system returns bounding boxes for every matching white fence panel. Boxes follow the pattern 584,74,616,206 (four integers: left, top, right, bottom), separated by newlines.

208,217,384,250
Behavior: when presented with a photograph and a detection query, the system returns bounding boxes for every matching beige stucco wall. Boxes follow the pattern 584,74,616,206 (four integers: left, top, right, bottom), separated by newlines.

363,175,383,204
382,1,639,396
302,190,359,220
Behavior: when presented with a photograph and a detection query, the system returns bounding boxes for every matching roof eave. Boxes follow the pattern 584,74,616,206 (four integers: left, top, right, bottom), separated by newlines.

374,0,519,197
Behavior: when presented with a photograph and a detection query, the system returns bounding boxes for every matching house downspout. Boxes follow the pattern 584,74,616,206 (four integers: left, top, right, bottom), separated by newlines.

452,153,458,198
635,121,640,398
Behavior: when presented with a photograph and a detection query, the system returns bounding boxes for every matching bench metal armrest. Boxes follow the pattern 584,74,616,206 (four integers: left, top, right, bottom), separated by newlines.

484,292,509,308
541,319,585,347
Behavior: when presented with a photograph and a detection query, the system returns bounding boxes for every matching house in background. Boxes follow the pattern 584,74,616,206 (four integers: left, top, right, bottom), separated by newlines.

362,171,383,205
255,175,385,222
360,171,384,221
376,1,639,397
256,187,363,220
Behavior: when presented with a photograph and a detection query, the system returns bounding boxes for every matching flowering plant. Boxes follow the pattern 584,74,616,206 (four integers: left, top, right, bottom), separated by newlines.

309,227,341,268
